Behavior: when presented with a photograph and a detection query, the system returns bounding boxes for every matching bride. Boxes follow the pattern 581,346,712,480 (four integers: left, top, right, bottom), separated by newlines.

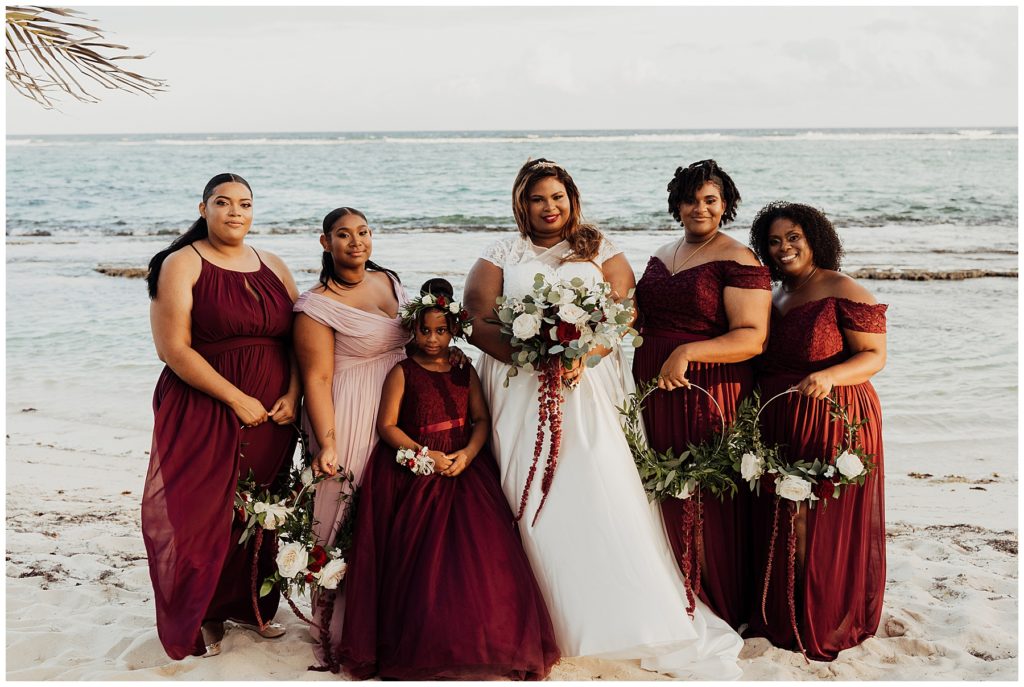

463,159,743,679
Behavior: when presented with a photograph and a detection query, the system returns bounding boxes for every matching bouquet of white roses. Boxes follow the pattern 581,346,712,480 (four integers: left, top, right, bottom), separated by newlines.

491,273,639,525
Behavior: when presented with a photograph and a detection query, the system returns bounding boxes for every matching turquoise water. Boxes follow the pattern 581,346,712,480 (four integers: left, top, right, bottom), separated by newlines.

4,128,1018,507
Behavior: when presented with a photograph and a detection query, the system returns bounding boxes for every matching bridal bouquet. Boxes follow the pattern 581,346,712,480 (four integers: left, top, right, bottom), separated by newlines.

492,273,639,524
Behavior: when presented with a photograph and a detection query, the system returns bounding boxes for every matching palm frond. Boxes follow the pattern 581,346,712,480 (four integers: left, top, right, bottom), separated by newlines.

6,6,166,109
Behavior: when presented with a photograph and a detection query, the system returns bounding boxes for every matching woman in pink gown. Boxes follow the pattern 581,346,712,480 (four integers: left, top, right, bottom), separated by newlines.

142,173,300,659
632,160,771,629
747,201,887,661
293,207,411,667
337,280,559,680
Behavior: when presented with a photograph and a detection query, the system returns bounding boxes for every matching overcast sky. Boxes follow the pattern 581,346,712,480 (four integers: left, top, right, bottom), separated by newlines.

5,5,1018,135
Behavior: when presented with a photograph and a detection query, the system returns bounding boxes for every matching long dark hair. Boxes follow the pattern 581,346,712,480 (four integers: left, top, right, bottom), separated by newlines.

512,158,602,262
146,172,252,299
319,207,400,293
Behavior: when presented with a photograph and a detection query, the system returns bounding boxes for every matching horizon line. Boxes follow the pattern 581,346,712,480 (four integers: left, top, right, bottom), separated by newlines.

6,124,1019,138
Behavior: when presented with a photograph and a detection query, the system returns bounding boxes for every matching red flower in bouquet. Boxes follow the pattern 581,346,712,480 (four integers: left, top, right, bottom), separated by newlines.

556,320,578,345
235,506,247,523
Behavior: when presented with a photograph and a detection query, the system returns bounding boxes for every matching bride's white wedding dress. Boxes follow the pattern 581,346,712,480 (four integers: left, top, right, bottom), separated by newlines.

476,235,743,680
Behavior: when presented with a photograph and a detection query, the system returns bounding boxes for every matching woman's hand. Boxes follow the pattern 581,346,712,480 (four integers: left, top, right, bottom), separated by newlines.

658,345,691,391
312,444,338,478
231,394,269,427
440,450,473,477
268,391,299,425
428,449,453,473
561,357,585,387
447,346,469,369
795,371,835,400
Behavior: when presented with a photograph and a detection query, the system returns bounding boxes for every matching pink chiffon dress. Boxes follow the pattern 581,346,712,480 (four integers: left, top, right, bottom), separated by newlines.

292,278,410,666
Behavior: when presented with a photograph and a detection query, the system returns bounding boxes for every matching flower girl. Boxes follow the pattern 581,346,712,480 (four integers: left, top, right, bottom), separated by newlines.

335,278,559,681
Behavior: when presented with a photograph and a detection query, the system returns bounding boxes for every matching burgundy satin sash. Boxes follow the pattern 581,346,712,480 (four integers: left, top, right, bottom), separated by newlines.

419,417,466,434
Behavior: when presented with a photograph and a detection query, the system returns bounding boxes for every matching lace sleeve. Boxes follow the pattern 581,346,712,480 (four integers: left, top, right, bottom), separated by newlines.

723,262,771,290
596,234,623,264
836,298,888,333
480,238,513,267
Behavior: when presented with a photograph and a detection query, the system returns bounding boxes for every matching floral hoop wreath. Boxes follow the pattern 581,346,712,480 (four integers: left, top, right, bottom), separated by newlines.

234,425,358,673
738,387,877,662
619,375,740,616
400,292,474,339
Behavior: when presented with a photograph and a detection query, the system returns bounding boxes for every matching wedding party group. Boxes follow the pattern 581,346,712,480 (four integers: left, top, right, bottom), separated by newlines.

140,157,887,680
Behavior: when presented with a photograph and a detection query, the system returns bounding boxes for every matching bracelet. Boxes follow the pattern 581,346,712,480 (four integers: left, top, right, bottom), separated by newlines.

396,445,434,476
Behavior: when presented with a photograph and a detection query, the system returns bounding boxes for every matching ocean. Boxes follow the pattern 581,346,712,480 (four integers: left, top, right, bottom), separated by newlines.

5,128,1018,526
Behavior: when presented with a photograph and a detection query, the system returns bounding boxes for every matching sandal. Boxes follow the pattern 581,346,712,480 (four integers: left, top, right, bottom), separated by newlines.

201,621,225,658
237,621,287,639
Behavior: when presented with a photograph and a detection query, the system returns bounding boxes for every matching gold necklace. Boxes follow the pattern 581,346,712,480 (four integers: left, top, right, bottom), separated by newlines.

783,266,819,294
671,231,719,274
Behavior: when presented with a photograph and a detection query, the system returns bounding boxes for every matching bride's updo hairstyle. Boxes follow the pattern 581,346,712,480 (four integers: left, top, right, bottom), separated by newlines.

666,159,741,227
512,158,601,263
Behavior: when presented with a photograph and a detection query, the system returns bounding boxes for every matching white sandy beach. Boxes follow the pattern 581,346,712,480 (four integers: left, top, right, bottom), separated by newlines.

5,403,1016,681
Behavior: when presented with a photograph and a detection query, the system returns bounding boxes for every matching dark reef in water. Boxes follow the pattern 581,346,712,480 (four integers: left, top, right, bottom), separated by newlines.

847,268,1017,280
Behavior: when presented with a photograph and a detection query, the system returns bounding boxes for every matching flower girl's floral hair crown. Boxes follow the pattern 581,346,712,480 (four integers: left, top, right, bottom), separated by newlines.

400,278,474,340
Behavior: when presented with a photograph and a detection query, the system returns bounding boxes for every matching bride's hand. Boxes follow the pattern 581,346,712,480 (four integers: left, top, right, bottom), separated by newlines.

561,357,585,386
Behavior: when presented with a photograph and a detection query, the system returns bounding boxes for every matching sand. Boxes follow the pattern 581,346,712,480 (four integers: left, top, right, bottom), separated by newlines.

5,408,1017,681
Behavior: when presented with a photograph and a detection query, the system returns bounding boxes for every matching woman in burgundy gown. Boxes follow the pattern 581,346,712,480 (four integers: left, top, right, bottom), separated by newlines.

337,280,559,680
747,201,887,661
142,173,300,659
632,160,771,629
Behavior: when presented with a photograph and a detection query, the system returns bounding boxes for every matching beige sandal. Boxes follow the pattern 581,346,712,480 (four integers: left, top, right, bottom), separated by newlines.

201,621,225,658
237,621,286,639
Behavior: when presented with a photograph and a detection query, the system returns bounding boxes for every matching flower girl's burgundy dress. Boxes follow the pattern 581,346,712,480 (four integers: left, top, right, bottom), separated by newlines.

632,258,770,629
337,359,559,680
142,248,296,659
748,296,887,661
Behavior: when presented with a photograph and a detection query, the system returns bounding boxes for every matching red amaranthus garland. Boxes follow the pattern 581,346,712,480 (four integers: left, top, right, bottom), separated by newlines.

516,357,565,525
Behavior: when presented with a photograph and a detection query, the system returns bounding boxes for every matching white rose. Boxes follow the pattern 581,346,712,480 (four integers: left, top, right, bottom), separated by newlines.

557,303,589,327
421,294,435,305
511,312,542,340
275,542,309,579
316,558,348,590
300,466,314,487
835,451,864,479
740,452,764,482
448,300,461,313
776,475,813,502
253,501,291,530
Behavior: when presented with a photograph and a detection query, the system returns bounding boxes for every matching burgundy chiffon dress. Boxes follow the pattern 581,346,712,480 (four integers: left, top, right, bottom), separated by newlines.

337,359,559,680
747,296,887,661
632,257,770,630
142,246,296,659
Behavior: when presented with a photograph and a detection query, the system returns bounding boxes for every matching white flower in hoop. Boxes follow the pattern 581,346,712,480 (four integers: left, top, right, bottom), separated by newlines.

316,558,348,589
835,451,865,479
253,500,291,530
776,475,813,502
275,542,309,579
740,452,764,482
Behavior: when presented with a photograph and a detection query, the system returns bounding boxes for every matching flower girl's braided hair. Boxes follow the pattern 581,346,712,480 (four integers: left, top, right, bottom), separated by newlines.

666,159,741,226
512,158,602,263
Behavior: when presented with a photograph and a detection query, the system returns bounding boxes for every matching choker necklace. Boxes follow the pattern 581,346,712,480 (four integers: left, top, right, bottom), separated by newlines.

671,231,719,274
783,266,819,294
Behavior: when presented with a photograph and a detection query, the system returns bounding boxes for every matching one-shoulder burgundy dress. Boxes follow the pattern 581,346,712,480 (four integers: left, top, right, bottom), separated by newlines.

337,359,559,681
747,296,887,661
632,257,770,629
142,246,296,659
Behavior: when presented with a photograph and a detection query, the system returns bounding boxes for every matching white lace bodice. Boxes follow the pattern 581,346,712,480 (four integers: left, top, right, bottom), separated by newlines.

480,234,622,299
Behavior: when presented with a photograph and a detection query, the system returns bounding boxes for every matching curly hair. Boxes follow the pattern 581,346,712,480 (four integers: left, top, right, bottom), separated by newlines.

512,158,602,262
666,159,741,226
749,201,845,282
